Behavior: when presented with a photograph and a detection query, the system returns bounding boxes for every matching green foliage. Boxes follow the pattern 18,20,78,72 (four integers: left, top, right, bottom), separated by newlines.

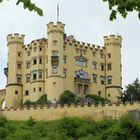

27,117,35,127
0,116,7,127
0,116,140,140
36,95,47,105
59,90,80,104
123,78,140,102
103,0,140,20
24,94,48,106
16,0,43,16
86,94,108,103
0,0,43,16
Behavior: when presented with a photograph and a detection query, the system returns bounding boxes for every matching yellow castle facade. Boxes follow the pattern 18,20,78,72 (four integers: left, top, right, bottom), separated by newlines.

4,22,122,108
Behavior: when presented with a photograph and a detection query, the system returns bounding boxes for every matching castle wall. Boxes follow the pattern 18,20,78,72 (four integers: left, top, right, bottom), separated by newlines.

0,102,139,121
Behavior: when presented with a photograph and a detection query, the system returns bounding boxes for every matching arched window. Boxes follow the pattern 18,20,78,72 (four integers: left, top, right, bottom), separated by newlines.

75,70,88,79
75,56,87,67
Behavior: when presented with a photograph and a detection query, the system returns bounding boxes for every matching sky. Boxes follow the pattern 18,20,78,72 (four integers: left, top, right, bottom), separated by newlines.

0,0,140,90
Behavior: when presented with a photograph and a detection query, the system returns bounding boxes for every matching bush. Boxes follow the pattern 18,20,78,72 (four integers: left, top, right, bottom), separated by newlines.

86,94,109,103
0,127,9,139
58,117,82,138
59,90,79,104
36,95,47,105
24,94,47,106
27,117,35,127
0,116,7,127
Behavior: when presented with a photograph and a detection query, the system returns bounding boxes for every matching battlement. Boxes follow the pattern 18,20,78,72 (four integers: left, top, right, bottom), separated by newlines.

23,38,47,51
0,102,139,121
47,22,65,35
7,33,25,46
65,38,105,52
104,35,122,47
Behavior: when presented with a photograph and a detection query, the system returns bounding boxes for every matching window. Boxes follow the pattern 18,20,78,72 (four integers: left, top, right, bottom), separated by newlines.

26,74,30,83
33,88,36,92
32,70,37,80
18,52,22,57
52,64,58,74
93,61,97,69
63,69,67,78
75,70,88,79
39,87,42,92
39,71,43,79
108,94,110,97
100,53,104,58
98,91,101,96
107,53,111,58
17,62,22,69
46,69,48,78
53,40,58,46
15,90,18,95
27,51,30,56
33,57,37,65
92,74,97,83
53,82,56,86
76,57,87,67
17,74,22,83
64,55,67,64
25,90,29,96
93,51,96,57
39,47,42,51
26,62,30,69
39,57,42,64
100,76,105,85
107,63,112,71
107,76,112,84
33,47,37,52
100,63,105,71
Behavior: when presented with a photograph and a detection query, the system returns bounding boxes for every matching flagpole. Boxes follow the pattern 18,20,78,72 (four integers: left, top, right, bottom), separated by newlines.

57,4,59,22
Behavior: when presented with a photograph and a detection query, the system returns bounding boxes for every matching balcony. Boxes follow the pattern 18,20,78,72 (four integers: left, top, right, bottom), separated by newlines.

74,77,91,84
4,67,8,77
51,56,59,64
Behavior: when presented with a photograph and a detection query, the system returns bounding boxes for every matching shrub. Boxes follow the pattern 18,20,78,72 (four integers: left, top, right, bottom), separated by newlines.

27,117,35,127
0,116,7,127
86,94,109,103
36,95,47,105
58,117,82,137
59,90,78,104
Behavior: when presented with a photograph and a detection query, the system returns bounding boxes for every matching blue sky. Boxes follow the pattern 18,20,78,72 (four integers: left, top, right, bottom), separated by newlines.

0,0,140,89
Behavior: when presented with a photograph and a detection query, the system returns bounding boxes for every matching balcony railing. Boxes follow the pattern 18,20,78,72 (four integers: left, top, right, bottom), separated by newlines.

51,56,59,64
4,67,8,77
74,77,91,84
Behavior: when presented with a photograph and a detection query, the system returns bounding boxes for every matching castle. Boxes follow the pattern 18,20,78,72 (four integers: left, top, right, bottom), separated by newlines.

1,22,122,108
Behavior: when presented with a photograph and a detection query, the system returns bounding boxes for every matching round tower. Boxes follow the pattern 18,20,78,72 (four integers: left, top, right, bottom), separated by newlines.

104,35,122,103
46,22,65,102
6,33,24,108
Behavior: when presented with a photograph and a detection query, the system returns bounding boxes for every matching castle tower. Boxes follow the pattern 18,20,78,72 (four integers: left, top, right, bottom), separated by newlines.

46,22,65,102
104,35,122,102
6,34,24,108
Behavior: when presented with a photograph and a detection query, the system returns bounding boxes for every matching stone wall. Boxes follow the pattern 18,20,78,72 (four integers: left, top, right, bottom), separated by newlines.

0,102,139,121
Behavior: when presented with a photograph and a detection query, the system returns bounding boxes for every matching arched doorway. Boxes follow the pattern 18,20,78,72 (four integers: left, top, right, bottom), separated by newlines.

1,100,6,109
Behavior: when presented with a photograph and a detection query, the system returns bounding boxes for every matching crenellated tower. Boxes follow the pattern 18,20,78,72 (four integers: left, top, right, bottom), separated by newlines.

6,33,24,108
104,35,122,102
46,22,65,102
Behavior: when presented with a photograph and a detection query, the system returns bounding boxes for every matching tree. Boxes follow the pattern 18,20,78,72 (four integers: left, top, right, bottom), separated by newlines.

0,0,43,16
124,78,140,102
59,90,80,104
103,0,140,20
